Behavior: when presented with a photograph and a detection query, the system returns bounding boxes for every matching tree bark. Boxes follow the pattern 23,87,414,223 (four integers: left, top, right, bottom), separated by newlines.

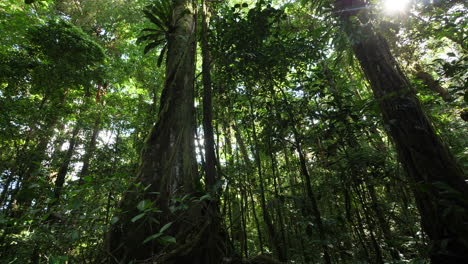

336,3,468,262
414,68,452,101
78,117,100,184
106,1,220,263
16,96,64,207
268,143,288,262
276,86,332,264
200,0,227,262
294,131,332,264
79,82,107,183
201,0,217,189
53,123,80,201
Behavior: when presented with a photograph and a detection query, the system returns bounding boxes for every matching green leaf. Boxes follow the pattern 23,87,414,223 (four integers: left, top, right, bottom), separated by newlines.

29,183,40,189
84,176,92,182
110,216,119,224
159,222,172,233
131,213,146,222
157,44,167,67
141,28,162,32
159,235,176,244
182,194,191,201
144,39,165,54
199,194,211,201
70,230,79,241
143,10,167,31
143,233,162,244
137,200,150,211
137,33,160,44
71,198,81,210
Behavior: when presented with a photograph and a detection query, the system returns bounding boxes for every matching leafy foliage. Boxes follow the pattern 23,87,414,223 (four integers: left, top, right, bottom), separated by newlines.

1,0,467,263
137,0,173,66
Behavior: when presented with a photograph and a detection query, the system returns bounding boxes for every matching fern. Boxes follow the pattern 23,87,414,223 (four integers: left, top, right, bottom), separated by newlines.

137,0,173,67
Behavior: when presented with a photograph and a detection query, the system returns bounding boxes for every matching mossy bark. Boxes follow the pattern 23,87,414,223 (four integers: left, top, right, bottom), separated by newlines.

200,0,227,262
106,1,222,263
336,4,468,262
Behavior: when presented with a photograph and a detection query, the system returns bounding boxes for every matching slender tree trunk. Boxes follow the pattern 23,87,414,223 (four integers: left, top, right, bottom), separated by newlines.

275,85,332,264
200,1,226,261
245,97,285,262
268,144,288,262
294,132,332,264
16,105,62,207
353,184,384,264
240,184,248,258
353,207,372,262
233,124,266,254
79,116,100,183
222,124,237,253
201,0,217,189
336,3,468,262
53,123,80,201
283,145,313,263
79,83,107,183
247,186,265,255
367,182,401,261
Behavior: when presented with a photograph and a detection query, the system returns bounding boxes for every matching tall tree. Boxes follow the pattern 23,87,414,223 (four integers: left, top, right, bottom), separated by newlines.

79,82,107,183
106,0,222,263
334,1,468,262
200,0,227,262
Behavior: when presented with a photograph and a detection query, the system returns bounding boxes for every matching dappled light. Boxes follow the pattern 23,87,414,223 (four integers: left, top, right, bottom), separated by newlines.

1,0,467,263
382,0,411,15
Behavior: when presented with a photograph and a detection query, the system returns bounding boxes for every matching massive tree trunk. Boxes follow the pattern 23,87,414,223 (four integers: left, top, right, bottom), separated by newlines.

106,1,220,263
336,2,468,262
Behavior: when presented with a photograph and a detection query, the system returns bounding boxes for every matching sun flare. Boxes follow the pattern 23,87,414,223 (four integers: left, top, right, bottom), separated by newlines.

383,0,411,14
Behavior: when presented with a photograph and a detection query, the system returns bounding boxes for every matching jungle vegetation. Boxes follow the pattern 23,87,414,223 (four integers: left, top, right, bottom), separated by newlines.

0,0,467,263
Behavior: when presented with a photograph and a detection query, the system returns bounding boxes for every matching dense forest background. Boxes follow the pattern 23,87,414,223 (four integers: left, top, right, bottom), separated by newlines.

0,0,467,263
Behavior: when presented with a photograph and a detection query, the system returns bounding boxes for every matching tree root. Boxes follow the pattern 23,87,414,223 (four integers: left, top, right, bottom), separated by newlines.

145,220,210,264
222,254,285,264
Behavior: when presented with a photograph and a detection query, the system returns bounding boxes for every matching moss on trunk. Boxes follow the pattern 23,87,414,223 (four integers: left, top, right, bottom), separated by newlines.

106,1,224,263
335,3,468,261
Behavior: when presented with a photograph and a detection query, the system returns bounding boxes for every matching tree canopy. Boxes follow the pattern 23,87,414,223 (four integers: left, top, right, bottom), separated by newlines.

0,0,466,263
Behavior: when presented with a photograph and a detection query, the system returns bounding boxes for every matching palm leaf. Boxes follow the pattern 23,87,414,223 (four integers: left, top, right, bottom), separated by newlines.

137,33,159,44
139,0,172,58
161,0,173,27
141,28,163,32
144,38,165,54
143,9,168,31
157,44,168,67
